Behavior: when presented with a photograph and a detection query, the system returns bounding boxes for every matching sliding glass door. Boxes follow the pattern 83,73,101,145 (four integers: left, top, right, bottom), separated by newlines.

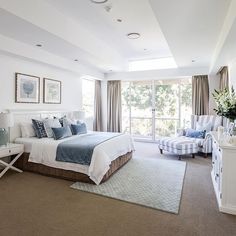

121,78,192,141
122,81,152,140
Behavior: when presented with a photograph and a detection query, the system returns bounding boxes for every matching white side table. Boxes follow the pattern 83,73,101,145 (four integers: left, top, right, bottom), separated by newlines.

0,143,24,178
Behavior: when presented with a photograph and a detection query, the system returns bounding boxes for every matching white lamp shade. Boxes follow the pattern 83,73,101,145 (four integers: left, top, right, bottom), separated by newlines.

0,113,14,128
73,111,85,120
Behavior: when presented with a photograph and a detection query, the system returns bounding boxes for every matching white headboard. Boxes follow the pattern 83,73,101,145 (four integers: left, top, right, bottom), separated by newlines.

9,110,75,142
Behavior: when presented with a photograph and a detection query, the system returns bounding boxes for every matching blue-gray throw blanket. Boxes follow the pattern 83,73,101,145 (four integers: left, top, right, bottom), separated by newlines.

56,132,122,165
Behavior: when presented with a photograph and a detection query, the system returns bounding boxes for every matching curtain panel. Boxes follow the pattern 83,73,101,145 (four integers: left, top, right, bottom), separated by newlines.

93,80,102,131
192,75,209,115
218,66,229,91
107,80,122,132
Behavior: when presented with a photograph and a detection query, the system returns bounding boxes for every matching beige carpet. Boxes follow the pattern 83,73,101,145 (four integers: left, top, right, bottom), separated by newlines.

0,141,236,236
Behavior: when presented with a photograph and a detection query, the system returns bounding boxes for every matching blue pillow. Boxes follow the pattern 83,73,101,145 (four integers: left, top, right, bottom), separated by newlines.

32,119,47,138
71,123,87,135
51,126,72,140
185,129,206,139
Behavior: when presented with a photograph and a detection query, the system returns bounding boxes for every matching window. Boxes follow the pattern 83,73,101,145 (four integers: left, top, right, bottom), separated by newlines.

128,57,177,72
121,78,192,140
82,79,95,118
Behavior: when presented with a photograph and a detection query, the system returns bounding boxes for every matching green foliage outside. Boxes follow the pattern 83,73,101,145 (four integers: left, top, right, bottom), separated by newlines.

121,80,192,138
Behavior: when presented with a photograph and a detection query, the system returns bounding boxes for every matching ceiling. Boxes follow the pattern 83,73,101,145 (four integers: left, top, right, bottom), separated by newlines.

0,0,233,74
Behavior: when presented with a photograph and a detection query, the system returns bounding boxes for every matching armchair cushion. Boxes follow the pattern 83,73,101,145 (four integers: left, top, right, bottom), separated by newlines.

185,129,206,139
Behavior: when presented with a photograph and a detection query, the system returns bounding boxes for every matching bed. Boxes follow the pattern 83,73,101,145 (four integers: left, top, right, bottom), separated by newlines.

10,110,134,185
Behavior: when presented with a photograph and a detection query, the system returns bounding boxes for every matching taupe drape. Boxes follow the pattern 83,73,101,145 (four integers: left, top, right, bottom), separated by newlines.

107,80,122,132
93,80,102,131
218,66,229,90
192,75,209,115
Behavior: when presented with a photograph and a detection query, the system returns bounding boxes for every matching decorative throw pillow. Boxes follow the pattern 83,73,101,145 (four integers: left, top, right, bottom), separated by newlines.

53,116,66,127
62,117,77,127
196,121,212,133
20,122,36,137
32,119,48,138
185,128,206,139
43,118,62,138
71,123,87,135
51,126,72,140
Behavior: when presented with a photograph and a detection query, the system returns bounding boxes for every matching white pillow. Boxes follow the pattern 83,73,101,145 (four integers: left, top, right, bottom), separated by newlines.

20,122,36,137
43,118,62,138
196,121,212,133
62,117,77,127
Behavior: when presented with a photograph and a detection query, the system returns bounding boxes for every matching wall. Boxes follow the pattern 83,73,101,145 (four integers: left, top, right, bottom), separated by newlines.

229,58,236,89
0,52,82,112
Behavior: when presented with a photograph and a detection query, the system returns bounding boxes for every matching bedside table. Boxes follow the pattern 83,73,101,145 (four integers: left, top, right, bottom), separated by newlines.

0,143,24,178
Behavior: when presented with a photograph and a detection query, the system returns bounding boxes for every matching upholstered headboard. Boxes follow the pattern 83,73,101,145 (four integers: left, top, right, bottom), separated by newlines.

9,110,75,142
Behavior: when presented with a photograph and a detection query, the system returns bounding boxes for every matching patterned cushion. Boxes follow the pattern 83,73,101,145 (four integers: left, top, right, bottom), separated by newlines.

32,119,47,138
51,126,72,140
43,118,62,138
71,123,87,135
185,129,206,138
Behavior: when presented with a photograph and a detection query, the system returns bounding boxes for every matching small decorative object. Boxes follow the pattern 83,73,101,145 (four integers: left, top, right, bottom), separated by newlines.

213,87,236,135
15,73,40,103
0,112,14,145
43,78,61,104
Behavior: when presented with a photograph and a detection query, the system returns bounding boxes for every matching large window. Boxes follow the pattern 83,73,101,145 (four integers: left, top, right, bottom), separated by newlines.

121,78,192,140
82,79,95,118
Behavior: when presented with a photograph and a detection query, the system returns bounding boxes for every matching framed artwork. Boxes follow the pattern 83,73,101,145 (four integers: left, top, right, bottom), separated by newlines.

43,78,61,104
15,73,40,103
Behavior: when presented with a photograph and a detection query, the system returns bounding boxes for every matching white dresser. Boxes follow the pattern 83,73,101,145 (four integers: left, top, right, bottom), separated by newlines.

211,132,236,215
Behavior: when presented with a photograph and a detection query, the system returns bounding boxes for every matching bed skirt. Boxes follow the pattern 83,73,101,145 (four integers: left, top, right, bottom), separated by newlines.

14,152,132,184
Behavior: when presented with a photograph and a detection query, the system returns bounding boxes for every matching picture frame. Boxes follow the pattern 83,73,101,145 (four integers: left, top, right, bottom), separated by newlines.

43,78,61,104
15,73,40,103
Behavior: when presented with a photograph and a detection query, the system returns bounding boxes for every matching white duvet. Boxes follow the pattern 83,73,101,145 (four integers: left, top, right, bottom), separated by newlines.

19,132,134,185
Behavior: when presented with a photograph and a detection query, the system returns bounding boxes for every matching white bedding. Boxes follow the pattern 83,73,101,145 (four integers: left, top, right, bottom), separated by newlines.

15,132,134,184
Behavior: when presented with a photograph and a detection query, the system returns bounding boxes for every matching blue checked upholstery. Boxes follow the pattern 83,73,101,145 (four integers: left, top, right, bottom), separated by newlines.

158,115,223,156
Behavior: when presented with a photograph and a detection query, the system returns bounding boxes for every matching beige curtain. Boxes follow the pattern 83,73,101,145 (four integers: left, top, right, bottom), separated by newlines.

218,66,229,90
192,75,209,115
107,80,122,132
93,80,102,131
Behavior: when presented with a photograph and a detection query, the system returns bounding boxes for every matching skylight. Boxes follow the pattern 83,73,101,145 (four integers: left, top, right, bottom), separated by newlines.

128,57,177,72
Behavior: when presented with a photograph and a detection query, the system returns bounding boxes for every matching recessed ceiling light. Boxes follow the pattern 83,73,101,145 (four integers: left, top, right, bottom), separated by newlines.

117,19,122,22
36,44,42,47
127,33,141,39
90,0,108,3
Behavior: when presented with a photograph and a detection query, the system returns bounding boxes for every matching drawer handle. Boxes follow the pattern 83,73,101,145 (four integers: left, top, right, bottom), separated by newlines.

9,150,11,153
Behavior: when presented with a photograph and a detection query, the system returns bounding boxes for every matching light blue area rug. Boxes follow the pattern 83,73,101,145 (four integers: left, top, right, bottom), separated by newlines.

71,158,186,214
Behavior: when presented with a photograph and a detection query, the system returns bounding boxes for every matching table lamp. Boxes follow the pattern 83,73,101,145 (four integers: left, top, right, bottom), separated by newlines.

73,110,85,122
0,112,14,146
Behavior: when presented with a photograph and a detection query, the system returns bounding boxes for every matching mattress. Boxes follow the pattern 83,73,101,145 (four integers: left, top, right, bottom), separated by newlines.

15,136,89,175
14,133,134,184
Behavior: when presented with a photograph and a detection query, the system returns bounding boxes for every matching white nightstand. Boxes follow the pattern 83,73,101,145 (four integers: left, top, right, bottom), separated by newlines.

0,143,24,178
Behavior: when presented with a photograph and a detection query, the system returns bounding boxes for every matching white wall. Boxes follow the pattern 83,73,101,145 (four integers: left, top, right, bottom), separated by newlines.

229,59,236,89
0,52,82,112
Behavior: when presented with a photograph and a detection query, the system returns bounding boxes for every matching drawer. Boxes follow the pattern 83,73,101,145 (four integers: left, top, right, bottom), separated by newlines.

0,146,23,157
